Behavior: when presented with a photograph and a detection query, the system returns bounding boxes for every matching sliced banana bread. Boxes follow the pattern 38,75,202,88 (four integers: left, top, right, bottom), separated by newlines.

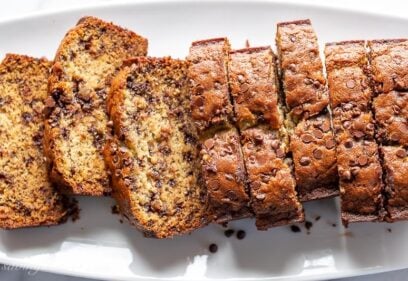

0,54,73,228
105,57,208,238
228,46,303,229
188,38,251,222
276,19,338,201
325,41,384,225
44,16,148,196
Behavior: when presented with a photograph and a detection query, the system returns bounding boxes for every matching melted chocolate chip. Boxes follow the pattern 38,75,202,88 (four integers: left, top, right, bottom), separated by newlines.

224,229,235,237
236,230,246,240
290,225,301,233
313,149,323,160
209,243,218,253
299,156,311,166
301,134,314,143
325,139,336,150
396,148,406,158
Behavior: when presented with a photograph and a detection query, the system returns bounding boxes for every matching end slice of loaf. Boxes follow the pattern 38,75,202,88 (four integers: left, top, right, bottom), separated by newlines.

0,54,74,228
44,16,148,196
104,57,208,238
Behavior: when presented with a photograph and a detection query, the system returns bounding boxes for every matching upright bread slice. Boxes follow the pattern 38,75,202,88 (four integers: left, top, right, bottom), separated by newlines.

188,38,251,222
325,41,384,225
276,19,338,201
228,47,303,229
368,39,408,222
105,57,208,238
45,17,148,196
0,54,73,228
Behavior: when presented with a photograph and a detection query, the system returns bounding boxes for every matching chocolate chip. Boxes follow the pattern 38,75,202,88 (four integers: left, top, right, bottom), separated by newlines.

224,229,235,237
340,169,351,180
325,139,336,150
313,81,321,89
343,121,351,129
209,243,218,253
290,225,301,233
390,132,400,142
299,156,311,166
205,165,217,173
305,221,313,230
236,230,246,240
313,129,323,139
344,140,353,149
313,149,323,159
301,134,314,143
396,148,406,158
276,148,285,158
358,155,368,166
320,122,331,132
254,134,263,144
271,140,280,149
256,193,266,200
204,138,214,150
352,130,365,139
346,80,355,89
350,167,360,176
392,105,400,114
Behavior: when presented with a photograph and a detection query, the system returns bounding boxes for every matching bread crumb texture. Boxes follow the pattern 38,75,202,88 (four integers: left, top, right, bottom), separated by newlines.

45,16,148,196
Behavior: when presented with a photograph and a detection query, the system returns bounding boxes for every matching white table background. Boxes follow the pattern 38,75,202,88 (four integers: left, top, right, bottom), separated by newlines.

0,0,407,280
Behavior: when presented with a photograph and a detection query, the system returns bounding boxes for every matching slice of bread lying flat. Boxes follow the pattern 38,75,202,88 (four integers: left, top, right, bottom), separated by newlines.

105,57,208,238
0,54,74,228
44,16,148,196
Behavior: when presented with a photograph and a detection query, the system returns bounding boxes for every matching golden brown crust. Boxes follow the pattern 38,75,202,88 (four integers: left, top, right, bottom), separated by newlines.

381,146,408,221
373,91,408,145
200,129,251,222
368,39,408,94
187,38,233,132
325,41,372,109
276,19,329,119
228,46,282,130
240,127,303,229
105,57,208,238
0,54,74,228
45,16,148,196
290,114,339,201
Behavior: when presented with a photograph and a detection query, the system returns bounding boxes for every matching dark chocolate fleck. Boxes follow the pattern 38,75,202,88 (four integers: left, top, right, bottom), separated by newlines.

290,225,301,233
209,243,218,253
236,230,246,240
224,229,235,237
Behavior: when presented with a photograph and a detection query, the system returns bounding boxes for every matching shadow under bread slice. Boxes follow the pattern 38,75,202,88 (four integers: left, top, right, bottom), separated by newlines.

45,16,148,196
325,41,385,225
104,57,208,238
0,54,76,229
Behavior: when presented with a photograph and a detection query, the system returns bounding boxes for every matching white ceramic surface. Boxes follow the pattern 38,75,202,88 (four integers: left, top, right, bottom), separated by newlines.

0,1,407,280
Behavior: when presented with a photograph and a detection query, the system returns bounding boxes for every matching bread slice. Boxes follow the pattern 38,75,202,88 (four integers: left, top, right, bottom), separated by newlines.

0,54,74,228
104,57,208,238
188,38,252,222
44,16,148,196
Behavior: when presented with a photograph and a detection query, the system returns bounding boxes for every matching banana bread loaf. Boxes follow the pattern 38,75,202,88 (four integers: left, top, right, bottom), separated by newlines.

105,57,208,238
0,54,73,228
44,16,148,196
